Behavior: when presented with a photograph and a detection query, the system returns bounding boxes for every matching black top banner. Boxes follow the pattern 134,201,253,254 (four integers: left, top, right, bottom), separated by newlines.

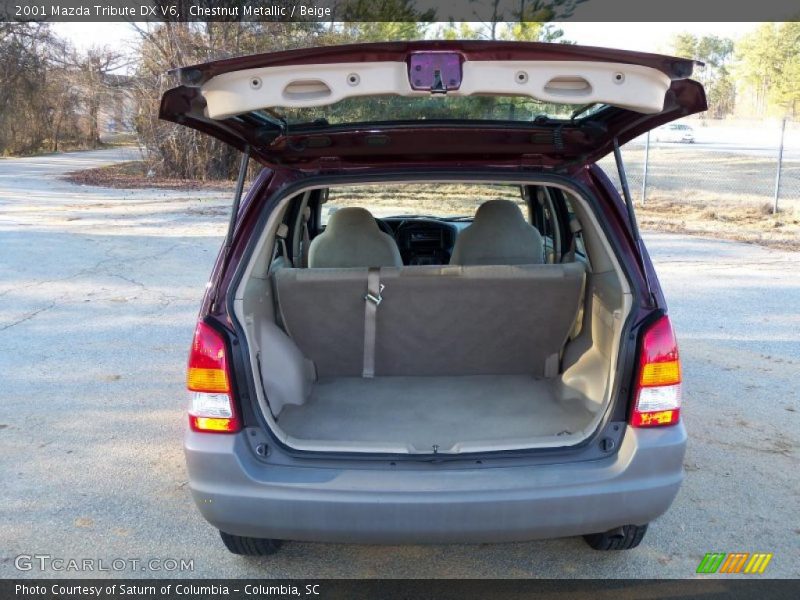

2,0,799,22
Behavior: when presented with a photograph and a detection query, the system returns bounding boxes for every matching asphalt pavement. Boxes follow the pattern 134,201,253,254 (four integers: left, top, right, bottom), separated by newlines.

0,149,797,578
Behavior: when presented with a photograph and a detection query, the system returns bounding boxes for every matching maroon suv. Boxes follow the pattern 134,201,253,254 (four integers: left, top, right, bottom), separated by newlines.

161,40,705,556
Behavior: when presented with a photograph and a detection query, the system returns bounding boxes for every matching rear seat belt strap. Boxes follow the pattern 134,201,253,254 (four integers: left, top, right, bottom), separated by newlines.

275,223,289,260
362,267,383,378
297,207,311,268
563,216,582,263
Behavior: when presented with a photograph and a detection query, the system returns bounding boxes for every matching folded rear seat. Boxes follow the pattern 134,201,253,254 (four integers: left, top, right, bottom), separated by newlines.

273,268,368,376
272,263,585,378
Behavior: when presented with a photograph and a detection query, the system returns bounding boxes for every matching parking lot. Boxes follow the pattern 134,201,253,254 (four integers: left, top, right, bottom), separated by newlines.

0,150,797,578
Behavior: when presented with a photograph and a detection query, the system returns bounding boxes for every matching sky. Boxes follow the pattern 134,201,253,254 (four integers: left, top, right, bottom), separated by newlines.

557,22,758,53
52,22,142,52
51,21,761,56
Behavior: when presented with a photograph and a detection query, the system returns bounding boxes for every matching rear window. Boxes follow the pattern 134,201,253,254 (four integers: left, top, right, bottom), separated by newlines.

321,183,527,225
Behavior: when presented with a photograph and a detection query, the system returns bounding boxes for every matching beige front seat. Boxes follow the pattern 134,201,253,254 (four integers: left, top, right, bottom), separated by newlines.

308,207,402,268
450,200,545,265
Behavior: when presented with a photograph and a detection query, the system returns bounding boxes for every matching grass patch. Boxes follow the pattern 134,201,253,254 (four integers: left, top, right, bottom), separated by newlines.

636,195,800,251
64,161,237,191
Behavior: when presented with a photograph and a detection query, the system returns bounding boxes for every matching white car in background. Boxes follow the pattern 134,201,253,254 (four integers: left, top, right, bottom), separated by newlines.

654,123,695,143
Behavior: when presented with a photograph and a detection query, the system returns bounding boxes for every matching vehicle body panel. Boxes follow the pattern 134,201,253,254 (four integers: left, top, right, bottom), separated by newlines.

184,424,686,543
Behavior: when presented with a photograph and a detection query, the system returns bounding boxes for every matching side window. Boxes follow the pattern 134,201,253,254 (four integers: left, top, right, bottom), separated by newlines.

541,186,588,264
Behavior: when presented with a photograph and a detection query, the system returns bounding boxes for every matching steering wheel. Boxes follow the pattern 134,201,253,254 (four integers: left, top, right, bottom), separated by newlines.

375,218,395,238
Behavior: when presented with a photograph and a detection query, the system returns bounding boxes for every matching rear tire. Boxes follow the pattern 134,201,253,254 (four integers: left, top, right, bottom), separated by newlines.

583,524,648,550
219,531,283,556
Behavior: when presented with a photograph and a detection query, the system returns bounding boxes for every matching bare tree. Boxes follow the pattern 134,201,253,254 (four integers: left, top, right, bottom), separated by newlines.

71,46,131,146
0,23,54,153
0,24,127,154
130,21,324,179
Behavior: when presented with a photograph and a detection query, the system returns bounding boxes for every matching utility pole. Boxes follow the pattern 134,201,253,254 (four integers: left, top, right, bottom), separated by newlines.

641,130,650,205
773,118,786,215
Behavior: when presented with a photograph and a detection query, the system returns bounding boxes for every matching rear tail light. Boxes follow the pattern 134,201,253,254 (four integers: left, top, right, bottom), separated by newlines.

631,315,682,427
186,321,241,433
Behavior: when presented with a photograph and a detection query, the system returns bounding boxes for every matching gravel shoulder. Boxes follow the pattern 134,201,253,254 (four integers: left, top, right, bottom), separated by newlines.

0,149,797,579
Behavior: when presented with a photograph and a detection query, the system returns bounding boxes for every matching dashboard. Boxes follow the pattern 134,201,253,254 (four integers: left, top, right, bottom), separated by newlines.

381,217,464,266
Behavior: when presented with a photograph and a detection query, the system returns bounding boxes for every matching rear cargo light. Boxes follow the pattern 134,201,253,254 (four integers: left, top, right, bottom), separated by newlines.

631,315,682,427
186,322,241,433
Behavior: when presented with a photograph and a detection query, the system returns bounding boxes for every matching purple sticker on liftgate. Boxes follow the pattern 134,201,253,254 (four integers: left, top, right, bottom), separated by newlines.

408,53,462,91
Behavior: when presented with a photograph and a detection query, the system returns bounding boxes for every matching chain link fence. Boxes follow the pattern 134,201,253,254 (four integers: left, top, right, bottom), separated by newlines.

598,118,800,214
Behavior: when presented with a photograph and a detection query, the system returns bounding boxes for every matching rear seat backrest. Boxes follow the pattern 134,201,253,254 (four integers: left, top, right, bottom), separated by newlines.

273,263,585,378
376,264,584,376
274,268,368,376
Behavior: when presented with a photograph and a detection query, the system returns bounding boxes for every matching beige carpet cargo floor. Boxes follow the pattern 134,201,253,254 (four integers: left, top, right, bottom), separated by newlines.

278,375,595,452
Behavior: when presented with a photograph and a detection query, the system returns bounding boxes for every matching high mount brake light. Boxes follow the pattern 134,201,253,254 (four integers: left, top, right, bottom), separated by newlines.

186,322,241,433
631,315,682,427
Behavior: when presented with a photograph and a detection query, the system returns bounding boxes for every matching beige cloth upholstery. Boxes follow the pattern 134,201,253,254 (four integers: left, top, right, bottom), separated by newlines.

273,263,585,377
450,200,545,265
308,207,402,268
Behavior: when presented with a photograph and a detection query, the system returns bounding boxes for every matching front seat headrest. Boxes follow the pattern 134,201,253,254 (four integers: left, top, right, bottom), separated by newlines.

449,199,545,266
308,207,403,268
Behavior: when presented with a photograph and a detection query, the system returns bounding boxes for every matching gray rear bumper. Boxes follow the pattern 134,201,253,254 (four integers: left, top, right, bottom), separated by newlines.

184,425,686,544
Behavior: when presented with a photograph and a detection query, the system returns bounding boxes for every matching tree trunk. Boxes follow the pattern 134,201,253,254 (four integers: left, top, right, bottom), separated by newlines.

88,101,101,147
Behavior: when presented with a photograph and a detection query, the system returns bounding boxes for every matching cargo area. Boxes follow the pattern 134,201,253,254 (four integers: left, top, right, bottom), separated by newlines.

278,375,595,453
233,182,632,454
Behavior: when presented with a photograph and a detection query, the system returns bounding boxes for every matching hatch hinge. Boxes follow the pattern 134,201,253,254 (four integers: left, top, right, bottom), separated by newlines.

612,138,655,306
